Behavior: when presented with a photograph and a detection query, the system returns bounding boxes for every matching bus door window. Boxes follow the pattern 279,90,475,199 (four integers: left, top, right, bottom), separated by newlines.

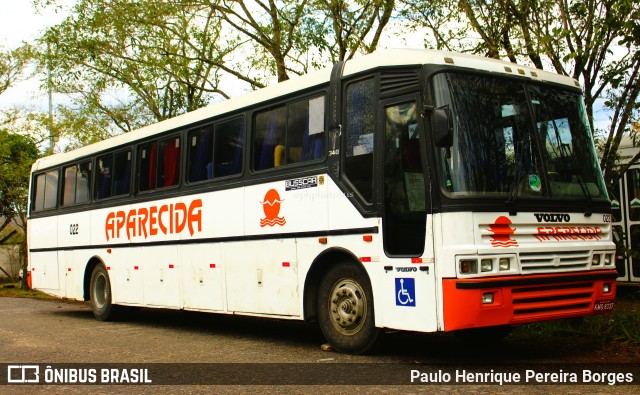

344,78,376,203
382,99,426,256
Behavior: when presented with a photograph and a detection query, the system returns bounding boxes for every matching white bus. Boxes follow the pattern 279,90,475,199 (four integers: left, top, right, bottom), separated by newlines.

610,136,640,283
28,49,618,354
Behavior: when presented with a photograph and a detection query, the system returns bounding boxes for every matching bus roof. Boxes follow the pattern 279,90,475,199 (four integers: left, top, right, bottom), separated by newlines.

32,48,579,172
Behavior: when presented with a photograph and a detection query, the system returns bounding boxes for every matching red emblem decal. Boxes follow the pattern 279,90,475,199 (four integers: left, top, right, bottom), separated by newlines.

260,189,286,227
488,216,518,247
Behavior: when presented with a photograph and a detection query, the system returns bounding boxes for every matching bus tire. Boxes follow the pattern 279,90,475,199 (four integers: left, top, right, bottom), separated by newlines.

89,264,117,321
317,262,379,354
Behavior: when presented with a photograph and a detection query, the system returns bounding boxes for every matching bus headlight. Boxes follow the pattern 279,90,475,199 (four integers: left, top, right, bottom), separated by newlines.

480,259,493,272
460,259,478,274
591,254,601,266
603,254,613,266
498,257,511,271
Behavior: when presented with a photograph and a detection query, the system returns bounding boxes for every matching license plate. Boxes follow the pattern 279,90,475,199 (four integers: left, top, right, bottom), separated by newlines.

593,300,615,312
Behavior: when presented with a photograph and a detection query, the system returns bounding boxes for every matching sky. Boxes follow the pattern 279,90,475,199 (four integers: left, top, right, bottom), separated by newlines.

0,1,70,110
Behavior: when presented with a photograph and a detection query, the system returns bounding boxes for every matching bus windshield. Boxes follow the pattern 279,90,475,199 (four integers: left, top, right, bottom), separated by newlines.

432,73,607,200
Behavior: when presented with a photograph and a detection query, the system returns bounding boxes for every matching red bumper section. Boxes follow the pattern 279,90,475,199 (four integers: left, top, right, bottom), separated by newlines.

443,270,618,331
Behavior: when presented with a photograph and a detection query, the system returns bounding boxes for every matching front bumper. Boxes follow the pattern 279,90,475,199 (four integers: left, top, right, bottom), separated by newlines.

442,270,618,331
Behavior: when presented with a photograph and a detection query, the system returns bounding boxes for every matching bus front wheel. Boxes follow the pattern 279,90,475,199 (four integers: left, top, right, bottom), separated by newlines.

317,262,379,354
89,264,117,321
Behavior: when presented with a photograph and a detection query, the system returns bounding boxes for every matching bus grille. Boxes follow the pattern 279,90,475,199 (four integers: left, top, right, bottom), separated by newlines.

519,250,590,273
511,282,594,320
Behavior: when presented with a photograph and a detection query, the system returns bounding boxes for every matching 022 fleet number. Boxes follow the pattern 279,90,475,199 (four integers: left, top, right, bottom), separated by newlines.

69,224,79,235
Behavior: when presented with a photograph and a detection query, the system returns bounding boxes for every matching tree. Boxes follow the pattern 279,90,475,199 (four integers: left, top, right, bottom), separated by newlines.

312,0,395,63
0,45,32,96
0,130,39,277
206,0,321,82
37,0,233,144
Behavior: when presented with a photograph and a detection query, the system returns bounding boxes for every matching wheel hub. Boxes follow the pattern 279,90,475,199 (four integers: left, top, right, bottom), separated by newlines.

329,279,366,335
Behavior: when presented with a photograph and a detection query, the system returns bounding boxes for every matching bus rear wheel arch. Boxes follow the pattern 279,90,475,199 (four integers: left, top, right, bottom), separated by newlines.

317,260,380,354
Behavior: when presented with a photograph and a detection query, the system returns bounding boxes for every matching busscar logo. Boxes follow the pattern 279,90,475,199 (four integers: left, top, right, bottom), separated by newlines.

488,216,518,247
260,189,286,227
285,176,318,191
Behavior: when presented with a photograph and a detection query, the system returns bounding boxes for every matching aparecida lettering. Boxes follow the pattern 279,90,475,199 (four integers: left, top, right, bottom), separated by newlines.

105,199,202,241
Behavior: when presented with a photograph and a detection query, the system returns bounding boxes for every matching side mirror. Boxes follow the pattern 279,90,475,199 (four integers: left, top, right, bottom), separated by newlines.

432,107,453,147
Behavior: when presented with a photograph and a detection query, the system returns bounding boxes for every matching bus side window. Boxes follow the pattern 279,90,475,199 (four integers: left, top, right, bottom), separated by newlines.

62,165,77,207
33,173,46,211
138,142,157,192
158,136,181,187
112,150,131,196
95,154,113,199
344,78,376,202
75,161,91,204
287,96,325,164
254,106,286,171
62,161,91,206
214,118,244,177
188,126,214,183
33,169,59,211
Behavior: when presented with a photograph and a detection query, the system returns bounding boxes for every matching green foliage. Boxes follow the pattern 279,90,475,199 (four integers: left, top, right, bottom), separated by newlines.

37,0,232,140
0,44,33,96
0,130,39,231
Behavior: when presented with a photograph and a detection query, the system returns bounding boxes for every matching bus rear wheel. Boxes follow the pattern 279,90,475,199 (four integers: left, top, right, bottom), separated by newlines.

90,264,117,321
317,262,379,354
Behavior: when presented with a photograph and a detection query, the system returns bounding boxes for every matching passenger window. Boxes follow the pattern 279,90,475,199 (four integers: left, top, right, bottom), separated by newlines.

138,137,181,191
62,161,91,206
214,118,244,177
254,106,286,171
138,141,157,192
158,137,181,188
345,78,375,202
188,125,214,183
95,150,131,199
33,169,59,211
62,165,77,206
253,95,325,171
75,162,91,204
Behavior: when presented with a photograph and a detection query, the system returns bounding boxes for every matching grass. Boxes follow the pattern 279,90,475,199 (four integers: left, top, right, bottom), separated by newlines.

0,282,57,299
511,286,640,345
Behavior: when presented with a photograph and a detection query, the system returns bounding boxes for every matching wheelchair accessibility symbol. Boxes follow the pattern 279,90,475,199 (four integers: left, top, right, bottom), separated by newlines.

395,278,416,307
